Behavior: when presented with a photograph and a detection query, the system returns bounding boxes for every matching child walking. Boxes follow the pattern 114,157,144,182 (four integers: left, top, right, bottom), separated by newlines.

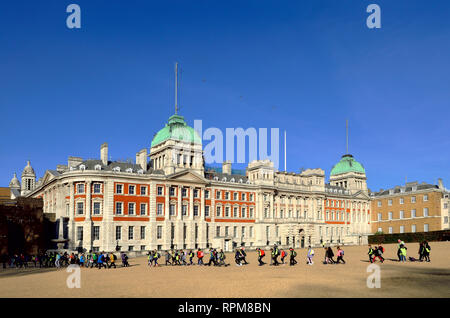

307,246,314,265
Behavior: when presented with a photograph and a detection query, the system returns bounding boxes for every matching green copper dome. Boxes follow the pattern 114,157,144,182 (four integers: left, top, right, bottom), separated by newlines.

330,154,365,176
151,114,202,148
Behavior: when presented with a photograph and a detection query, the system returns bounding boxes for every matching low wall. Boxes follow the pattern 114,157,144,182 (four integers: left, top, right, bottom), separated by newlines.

368,230,450,244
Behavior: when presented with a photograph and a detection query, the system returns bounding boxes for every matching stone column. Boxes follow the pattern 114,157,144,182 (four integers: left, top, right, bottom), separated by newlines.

102,180,115,252
173,185,182,248
68,182,75,250
164,184,171,249
84,180,92,252
188,186,194,248
149,182,157,250
199,188,206,248
284,196,288,219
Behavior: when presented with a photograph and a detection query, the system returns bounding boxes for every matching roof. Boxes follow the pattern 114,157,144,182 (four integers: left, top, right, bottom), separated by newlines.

373,182,439,197
151,114,202,148
325,183,351,196
330,154,365,176
73,160,164,175
0,187,11,202
205,171,249,183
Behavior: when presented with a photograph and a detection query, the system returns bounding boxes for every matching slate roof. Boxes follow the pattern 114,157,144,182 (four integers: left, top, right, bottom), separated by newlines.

372,182,438,196
73,160,164,175
205,171,249,183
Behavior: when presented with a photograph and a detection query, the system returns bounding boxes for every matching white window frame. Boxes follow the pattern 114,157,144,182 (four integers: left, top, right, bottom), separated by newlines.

77,183,85,194
76,201,84,215
128,202,135,215
115,202,123,215
93,183,101,194
93,202,101,215
128,226,134,240
157,203,163,215
140,203,147,216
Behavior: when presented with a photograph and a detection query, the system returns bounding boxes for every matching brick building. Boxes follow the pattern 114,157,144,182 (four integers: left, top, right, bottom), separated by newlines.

370,180,450,234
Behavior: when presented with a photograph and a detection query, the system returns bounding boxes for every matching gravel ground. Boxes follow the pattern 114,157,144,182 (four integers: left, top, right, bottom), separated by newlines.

0,241,449,298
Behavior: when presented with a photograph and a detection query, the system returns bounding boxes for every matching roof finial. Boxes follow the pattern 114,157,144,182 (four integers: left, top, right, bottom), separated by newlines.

175,62,178,115
346,119,349,154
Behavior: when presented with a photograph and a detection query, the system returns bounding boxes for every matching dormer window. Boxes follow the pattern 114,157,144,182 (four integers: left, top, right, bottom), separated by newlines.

214,176,219,181
126,168,133,173
239,179,243,183
137,169,144,174
113,167,121,172
94,164,101,171
222,177,227,182
230,178,235,182
79,164,86,171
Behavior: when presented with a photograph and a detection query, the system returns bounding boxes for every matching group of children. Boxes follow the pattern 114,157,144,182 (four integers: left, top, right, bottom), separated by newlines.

2,239,434,270
368,240,432,263
1,251,130,269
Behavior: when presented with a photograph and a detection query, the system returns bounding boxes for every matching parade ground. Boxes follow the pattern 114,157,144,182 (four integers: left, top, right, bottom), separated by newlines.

0,242,449,298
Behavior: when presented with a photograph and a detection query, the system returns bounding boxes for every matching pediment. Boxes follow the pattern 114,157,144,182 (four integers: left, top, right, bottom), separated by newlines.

167,170,207,184
351,190,371,200
41,170,56,185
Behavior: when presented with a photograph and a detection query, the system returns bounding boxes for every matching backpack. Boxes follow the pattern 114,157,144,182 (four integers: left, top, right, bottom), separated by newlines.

292,251,297,257
341,250,344,256
281,251,286,257
113,254,117,260
199,251,204,258
260,250,265,256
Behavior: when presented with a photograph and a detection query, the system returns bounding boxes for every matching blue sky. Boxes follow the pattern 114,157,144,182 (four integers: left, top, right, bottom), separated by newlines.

1,0,449,191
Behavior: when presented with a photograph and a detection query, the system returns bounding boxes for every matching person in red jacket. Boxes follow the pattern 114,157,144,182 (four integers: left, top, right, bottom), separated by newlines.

257,248,266,266
197,249,204,265
280,249,287,264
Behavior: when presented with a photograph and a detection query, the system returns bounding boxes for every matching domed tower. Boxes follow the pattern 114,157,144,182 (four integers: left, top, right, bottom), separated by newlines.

21,160,36,196
329,121,367,193
150,62,204,176
150,114,203,175
330,154,367,193
9,172,21,190
9,172,21,199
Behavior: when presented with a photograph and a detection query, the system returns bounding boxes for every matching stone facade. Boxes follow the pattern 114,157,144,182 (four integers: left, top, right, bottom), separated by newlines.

11,114,372,252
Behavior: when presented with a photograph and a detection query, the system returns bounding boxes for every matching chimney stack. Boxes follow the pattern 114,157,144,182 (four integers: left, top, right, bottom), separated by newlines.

222,161,232,175
101,143,108,166
438,178,443,189
136,148,148,171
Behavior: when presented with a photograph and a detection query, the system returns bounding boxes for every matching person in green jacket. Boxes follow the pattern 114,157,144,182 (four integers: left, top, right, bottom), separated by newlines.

400,245,407,262
368,245,374,263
